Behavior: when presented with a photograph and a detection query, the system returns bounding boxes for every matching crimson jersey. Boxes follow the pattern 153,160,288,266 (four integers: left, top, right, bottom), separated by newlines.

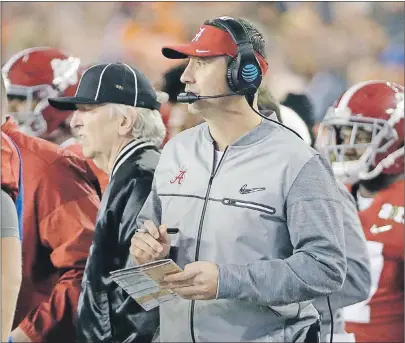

1,132,20,201
345,179,404,342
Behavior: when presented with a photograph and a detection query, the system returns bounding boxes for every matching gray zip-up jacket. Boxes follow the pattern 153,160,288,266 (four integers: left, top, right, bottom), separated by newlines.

314,182,371,341
136,120,347,342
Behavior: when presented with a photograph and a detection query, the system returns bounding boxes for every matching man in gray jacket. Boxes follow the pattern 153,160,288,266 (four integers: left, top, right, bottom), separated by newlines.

257,88,372,341
130,17,347,342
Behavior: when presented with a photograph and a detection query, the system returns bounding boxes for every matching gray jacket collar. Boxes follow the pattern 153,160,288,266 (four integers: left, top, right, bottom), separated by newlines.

202,118,276,147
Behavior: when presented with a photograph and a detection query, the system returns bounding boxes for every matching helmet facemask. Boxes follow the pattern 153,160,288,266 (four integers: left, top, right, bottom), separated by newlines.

6,84,59,137
316,107,399,184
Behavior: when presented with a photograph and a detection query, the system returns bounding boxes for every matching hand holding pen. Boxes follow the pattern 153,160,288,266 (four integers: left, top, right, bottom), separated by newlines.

130,220,173,265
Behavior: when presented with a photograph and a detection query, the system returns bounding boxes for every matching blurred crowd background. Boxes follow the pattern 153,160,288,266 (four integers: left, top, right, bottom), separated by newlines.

2,1,404,126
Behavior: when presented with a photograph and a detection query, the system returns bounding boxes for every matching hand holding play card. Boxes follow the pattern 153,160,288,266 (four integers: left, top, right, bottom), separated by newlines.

110,259,182,311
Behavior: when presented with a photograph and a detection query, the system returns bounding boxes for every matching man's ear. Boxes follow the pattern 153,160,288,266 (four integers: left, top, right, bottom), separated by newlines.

118,108,137,136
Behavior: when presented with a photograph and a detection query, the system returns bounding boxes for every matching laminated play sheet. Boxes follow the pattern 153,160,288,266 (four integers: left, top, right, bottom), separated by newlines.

110,259,183,311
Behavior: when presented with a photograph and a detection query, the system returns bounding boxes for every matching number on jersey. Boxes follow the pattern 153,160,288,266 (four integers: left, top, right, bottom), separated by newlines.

378,204,404,224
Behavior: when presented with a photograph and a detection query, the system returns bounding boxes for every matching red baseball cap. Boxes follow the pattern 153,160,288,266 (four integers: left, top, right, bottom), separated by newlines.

162,24,269,75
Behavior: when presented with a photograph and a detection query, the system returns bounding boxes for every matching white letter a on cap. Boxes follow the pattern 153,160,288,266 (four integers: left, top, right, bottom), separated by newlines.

192,28,205,42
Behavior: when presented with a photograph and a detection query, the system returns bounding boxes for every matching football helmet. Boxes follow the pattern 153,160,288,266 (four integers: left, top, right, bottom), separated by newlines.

2,47,81,137
316,80,404,184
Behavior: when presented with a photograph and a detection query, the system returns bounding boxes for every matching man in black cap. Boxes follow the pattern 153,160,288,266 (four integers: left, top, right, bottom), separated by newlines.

49,62,167,343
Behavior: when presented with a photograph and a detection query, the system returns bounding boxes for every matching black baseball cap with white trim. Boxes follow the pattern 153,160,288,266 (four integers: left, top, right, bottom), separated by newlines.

48,62,160,111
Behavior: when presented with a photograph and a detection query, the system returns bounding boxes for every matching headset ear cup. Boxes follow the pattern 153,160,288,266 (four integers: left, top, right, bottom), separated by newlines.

241,61,262,92
252,62,262,90
226,57,239,92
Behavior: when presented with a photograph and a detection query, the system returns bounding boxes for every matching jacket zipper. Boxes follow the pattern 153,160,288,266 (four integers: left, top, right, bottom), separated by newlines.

222,198,276,215
190,143,228,343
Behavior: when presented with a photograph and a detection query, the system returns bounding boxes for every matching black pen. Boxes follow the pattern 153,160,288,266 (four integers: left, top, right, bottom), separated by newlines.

136,227,179,234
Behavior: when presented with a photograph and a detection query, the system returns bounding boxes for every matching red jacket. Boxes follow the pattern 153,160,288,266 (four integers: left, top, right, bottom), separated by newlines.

1,132,20,200
3,118,100,343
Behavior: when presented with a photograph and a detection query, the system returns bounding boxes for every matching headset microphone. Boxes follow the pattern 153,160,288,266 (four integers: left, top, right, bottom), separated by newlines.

177,92,241,104
177,92,304,140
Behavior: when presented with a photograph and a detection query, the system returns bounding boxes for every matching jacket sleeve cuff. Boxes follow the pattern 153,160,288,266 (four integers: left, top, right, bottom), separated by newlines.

216,264,244,300
19,319,44,342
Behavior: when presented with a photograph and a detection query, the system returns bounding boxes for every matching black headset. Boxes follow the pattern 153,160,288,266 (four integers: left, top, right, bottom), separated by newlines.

212,17,262,96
